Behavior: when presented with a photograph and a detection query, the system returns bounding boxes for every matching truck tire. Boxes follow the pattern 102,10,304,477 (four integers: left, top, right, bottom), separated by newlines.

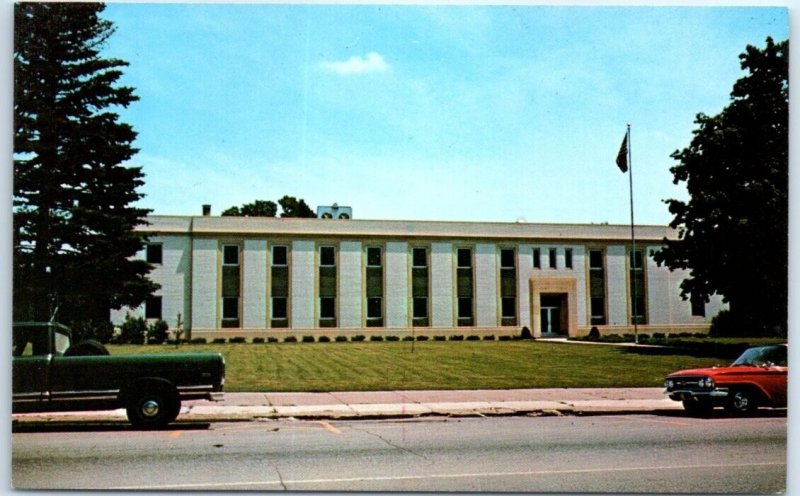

125,383,181,429
64,339,109,356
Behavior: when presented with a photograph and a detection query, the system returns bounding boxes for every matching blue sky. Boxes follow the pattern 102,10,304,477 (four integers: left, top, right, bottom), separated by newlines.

99,3,789,225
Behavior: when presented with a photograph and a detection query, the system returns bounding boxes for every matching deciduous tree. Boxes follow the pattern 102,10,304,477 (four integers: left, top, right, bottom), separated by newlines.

654,38,788,337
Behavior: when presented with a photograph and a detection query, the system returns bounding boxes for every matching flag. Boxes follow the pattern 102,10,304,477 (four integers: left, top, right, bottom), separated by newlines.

616,133,628,173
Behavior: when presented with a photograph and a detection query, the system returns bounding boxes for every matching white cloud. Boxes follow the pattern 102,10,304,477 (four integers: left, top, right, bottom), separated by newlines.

321,52,389,76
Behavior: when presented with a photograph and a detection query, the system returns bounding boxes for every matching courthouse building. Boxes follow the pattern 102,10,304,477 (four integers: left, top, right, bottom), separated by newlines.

112,210,726,340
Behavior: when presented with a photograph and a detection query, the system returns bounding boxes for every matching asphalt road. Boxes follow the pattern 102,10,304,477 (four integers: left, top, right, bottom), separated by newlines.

12,413,786,493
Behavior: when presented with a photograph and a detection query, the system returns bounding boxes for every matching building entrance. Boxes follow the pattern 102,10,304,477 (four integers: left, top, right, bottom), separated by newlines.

540,294,566,336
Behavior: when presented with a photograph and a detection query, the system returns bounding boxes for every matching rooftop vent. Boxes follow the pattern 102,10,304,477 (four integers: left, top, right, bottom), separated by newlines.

317,204,352,220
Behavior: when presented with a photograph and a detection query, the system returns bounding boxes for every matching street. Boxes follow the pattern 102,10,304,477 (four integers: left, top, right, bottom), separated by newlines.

13,413,786,493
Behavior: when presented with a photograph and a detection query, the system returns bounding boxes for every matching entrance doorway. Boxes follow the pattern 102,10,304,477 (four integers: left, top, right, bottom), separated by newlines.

540,294,565,336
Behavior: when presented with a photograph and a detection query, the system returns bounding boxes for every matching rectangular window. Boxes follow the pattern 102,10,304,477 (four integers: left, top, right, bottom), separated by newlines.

533,248,541,269
549,248,557,269
589,249,606,325
221,244,241,328
271,245,289,328
366,247,383,327
146,244,163,264
629,249,647,325
456,248,474,326
500,248,517,326
319,246,337,327
565,248,573,269
691,294,706,317
412,247,429,326
145,296,162,320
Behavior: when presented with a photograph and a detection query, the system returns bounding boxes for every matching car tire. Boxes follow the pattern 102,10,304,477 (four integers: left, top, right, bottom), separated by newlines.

125,384,181,429
725,389,758,415
64,339,110,356
682,398,713,416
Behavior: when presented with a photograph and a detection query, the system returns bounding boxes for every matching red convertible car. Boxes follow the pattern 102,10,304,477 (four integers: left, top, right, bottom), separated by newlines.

664,344,787,415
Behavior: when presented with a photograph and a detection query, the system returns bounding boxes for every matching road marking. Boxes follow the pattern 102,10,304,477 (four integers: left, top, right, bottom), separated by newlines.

111,461,785,490
318,421,341,435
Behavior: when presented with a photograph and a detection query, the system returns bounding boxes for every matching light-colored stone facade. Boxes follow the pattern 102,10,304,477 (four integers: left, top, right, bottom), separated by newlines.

112,216,727,340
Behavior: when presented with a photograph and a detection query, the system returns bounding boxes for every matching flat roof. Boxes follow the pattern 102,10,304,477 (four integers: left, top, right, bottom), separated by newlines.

140,215,678,243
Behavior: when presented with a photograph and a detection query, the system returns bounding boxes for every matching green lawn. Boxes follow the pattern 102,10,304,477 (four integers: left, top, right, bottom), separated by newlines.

109,341,729,392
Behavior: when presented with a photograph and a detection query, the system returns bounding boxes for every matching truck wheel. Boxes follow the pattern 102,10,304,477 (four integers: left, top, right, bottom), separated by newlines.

64,339,109,356
725,389,758,415
126,385,181,429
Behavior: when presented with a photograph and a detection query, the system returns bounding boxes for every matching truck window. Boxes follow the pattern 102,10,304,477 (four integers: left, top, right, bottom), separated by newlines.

54,329,71,355
12,327,49,357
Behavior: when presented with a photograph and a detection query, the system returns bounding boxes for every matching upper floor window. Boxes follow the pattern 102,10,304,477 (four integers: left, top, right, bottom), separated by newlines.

146,244,163,264
222,244,240,266
320,246,336,267
548,248,557,269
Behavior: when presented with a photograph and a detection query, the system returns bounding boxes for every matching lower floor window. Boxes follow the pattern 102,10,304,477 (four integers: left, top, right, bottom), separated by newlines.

271,297,288,328
222,297,239,328
367,297,383,327
501,297,517,326
145,296,162,320
457,297,473,326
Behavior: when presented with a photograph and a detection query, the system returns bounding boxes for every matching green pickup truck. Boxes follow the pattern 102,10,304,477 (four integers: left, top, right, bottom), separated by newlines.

12,321,225,428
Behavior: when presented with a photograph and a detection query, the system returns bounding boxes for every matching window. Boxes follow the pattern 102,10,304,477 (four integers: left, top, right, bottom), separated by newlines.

549,248,557,269
145,296,162,320
320,246,335,266
412,247,429,326
223,244,239,265
629,249,647,325
146,244,163,264
366,247,383,327
589,249,606,325
500,248,517,326
533,248,541,269
691,294,706,317
565,248,573,269
456,248,474,326
319,246,337,327
221,244,241,328
271,245,289,328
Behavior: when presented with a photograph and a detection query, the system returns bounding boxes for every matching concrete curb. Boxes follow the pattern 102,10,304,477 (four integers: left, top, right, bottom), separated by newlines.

11,398,683,425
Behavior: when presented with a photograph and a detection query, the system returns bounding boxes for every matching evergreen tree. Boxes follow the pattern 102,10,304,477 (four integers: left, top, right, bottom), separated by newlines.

654,38,788,337
14,3,157,324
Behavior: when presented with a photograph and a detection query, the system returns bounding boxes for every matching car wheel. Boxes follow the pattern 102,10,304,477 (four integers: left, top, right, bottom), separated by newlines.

125,384,181,429
682,398,713,416
726,389,758,415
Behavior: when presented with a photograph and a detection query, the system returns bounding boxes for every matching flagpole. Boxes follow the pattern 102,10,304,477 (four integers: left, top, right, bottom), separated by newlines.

626,123,638,344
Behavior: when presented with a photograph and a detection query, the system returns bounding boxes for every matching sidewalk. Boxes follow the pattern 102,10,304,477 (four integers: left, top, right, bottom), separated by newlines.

11,388,683,425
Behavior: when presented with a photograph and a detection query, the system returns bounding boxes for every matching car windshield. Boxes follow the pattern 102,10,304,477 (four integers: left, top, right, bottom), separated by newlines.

732,345,787,367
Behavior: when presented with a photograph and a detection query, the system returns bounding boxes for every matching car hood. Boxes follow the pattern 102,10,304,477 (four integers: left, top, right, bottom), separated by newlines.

666,365,776,379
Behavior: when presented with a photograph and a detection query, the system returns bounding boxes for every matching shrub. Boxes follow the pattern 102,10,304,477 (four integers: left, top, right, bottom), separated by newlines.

335,336,348,342
252,337,265,344
147,320,169,344
318,336,331,343
483,335,495,341
588,327,601,340
652,333,666,340
212,338,227,344
70,320,115,344
284,336,298,343
302,335,315,343
190,337,207,344
520,326,533,340
118,314,147,344
449,335,464,341
267,337,279,343
229,336,247,344
498,335,512,341
351,335,366,342
416,335,429,341
466,335,480,341
370,335,384,342
386,335,400,341
402,336,415,341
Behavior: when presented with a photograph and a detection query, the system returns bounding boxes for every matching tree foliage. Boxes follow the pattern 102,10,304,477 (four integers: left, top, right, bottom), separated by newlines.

223,196,316,218
13,3,157,324
653,38,788,337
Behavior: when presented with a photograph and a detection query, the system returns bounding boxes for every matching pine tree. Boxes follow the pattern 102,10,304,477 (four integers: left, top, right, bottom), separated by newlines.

14,3,157,324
